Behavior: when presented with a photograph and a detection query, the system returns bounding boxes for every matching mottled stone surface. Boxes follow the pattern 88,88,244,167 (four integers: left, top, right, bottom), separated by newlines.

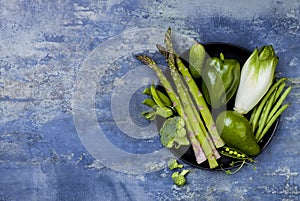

1,0,300,200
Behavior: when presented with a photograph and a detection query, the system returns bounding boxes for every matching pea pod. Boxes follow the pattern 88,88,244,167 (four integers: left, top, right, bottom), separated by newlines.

142,87,152,96
142,106,173,120
141,110,156,121
142,98,156,108
202,53,240,108
149,84,173,107
155,106,173,118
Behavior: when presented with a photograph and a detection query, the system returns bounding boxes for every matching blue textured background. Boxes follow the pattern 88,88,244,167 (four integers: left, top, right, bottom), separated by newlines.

1,0,300,200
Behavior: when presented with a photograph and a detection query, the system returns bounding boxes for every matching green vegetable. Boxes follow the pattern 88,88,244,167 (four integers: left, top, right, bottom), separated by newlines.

141,110,156,121
137,28,225,168
250,78,286,132
216,111,260,156
143,85,173,108
189,43,206,79
150,83,172,108
175,55,224,148
142,87,152,96
156,44,224,149
202,53,240,108
159,116,190,149
249,78,291,142
142,98,156,108
167,159,183,170
136,54,206,164
171,169,189,186
142,106,174,120
155,106,174,118
234,46,278,114
220,146,248,160
141,84,174,120
164,28,219,168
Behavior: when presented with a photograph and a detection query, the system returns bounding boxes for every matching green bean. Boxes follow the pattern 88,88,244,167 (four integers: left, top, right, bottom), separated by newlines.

274,82,286,102
249,106,257,125
267,86,292,123
255,91,277,140
256,103,289,142
251,78,287,132
250,105,261,133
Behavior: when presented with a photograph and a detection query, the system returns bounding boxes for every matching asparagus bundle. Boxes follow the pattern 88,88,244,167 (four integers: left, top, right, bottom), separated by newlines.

137,28,224,169
136,55,207,165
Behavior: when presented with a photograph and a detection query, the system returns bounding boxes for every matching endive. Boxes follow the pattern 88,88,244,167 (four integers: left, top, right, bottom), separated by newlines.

234,46,278,114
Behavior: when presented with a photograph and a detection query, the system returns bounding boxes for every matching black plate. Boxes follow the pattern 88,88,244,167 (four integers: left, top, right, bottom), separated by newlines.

166,42,280,170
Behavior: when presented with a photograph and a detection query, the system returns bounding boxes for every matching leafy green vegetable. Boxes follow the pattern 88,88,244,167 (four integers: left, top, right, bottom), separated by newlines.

234,46,278,114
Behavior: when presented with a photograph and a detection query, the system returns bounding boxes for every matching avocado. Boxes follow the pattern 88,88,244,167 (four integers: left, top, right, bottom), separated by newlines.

216,111,260,156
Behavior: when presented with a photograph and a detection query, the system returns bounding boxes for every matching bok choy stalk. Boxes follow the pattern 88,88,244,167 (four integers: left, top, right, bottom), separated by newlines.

234,45,278,114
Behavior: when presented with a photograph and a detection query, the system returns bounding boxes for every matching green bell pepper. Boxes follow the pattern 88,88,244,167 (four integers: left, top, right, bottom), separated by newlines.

202,53,240,108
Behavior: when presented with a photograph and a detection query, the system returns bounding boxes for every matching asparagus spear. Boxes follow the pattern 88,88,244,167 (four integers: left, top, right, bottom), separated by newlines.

163,29,219,168
156,44,221,159
169,60,219,168
157,44,224,148
179,76,221,159
178,75,221,160
136,55,206,164
176,57,225,148
175,68,219,168
164,28,224,147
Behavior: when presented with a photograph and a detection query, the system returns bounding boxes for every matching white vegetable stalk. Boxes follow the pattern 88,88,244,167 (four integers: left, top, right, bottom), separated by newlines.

234,46,278,114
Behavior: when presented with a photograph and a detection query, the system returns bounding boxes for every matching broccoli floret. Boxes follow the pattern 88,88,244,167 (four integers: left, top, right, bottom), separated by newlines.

159,116,190,148
171,169,190,186
167,159,183,170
